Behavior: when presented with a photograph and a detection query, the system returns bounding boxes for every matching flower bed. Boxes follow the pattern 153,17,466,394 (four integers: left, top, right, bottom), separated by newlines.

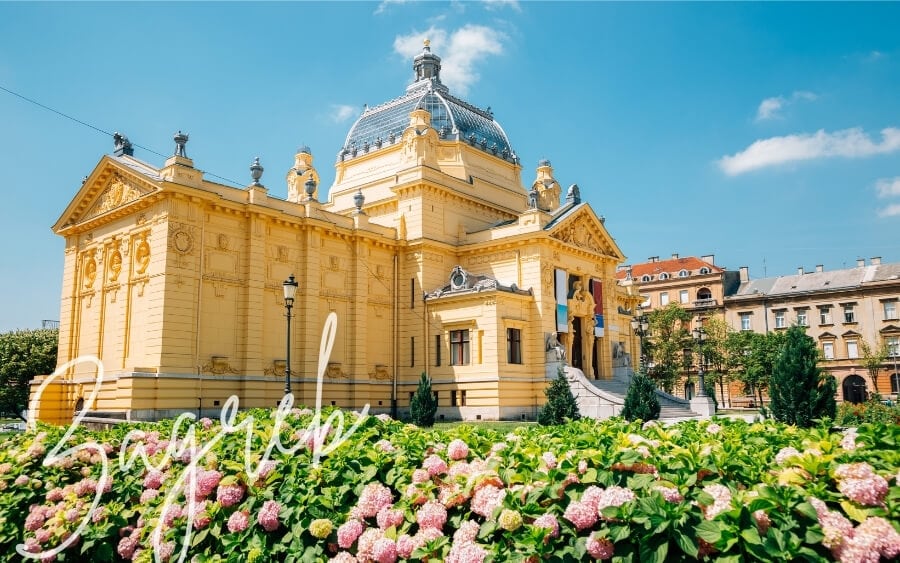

0,411,898,562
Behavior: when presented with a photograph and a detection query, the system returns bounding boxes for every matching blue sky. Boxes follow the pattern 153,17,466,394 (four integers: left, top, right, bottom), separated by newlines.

1,1,899,332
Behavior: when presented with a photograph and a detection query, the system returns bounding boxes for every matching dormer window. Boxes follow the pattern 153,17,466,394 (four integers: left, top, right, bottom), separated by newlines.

699,267,711,275
641,275,652,282
659,273,669,280
678,269,689,278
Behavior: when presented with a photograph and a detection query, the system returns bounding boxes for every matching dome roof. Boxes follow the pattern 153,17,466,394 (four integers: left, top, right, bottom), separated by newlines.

339,42,516,163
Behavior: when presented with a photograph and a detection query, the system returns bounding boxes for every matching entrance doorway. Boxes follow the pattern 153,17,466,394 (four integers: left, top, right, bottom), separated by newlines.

571,317,583,370
842,375,867,404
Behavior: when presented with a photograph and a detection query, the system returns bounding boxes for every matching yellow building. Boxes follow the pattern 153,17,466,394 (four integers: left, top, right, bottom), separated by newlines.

33,43,642,424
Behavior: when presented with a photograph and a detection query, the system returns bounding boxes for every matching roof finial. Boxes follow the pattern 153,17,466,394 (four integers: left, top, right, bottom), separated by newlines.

174,130,189,157
423,38,431,49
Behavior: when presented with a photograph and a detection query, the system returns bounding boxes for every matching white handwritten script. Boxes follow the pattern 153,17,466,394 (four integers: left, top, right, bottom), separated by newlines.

19,312,369,562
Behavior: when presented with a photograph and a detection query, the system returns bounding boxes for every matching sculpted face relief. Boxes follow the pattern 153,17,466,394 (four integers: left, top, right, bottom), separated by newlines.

21,312,368,562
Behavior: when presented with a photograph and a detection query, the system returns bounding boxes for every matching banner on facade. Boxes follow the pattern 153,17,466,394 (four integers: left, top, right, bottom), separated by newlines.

555,269,568,332
591,278,604,337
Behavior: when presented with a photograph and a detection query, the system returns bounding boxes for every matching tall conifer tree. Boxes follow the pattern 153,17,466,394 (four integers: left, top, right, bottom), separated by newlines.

768,326,837,427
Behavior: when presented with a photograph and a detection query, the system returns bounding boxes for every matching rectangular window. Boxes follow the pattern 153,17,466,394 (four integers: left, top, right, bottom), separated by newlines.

887,336,900,357
823,341,834,360
660,292,669,306
847,340,859,359
450,329,470,366
433,391,438,406
410,278,416,309
434,335,441,367
506,328,522,364
843,305,856,323
774,311,786,329
451,390,458,407
797,310,808,327
679,290,689,304
740,313,751,331
460,390,467,406
682,348,693,369
819,307,832,325
885,301,898,321
410,336,415,367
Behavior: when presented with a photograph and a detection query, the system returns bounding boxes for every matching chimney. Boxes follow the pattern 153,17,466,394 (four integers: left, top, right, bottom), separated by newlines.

871,256,882,265
649,256,659,263
671,253,679,259
856,258,865,267
815,264,824,273
739,266,749,282
798,266,804,275
701,254,715,265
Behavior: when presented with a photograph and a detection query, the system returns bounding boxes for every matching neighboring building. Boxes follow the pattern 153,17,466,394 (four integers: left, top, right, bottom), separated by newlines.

616,254,740,401
33,43,641,424
725,259,900,402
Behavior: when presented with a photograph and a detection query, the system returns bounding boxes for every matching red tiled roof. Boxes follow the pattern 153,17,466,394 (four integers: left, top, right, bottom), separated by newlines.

615,257,723,280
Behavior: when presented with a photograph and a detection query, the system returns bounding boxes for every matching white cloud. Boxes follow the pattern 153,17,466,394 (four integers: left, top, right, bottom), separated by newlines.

374,0,410,15
393,25,505,96
330,104,357,123
482,0,521,11
876,177,900,198
878,204,900,218
718,127,900,176
755,91,818,121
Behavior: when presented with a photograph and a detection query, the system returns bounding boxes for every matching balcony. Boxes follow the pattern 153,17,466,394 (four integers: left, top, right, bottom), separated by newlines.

692,298,718,308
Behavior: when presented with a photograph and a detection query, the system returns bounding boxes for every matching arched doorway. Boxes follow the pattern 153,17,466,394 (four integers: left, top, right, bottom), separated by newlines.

571,317,583,370
842,375,867,404
684,381,695,400
74,397,84,415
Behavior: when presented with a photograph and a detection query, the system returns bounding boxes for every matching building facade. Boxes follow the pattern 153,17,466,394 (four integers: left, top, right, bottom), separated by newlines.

33,43,641,424
725,259,900,402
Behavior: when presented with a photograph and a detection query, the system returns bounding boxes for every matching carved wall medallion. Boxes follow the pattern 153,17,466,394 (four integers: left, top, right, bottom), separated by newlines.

202,357,239,375
217,234,229,250
370,365,391,380
84,255,97,288
172,229,193,254
134,233,150,275
263,360,286,377
277,245,288,262
325,362,348,379
329,256,340,271
108,249,123,282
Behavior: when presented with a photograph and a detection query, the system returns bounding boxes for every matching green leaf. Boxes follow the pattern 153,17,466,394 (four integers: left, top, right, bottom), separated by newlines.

741,527,762,546
674,530,698,558
839,500,870,523
695,520,722,543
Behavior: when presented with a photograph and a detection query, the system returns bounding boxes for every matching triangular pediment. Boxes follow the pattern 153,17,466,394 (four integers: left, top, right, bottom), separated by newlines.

880,324,900,335
546,204,624,261
54,156,161,233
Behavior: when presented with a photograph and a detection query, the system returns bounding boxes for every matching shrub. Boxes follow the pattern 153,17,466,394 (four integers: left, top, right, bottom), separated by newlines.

768,326,836,427
834,398,900,426
409,372,437,427
537,367,581,425
621,370,660,422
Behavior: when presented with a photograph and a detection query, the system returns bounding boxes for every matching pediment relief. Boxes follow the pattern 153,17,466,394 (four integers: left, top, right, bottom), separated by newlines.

83,174,152,220
548,209,621,259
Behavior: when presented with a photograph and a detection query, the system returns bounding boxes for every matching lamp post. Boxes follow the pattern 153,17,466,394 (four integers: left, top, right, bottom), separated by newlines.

630,307,649,370
283,274,299,397
692,323,708,397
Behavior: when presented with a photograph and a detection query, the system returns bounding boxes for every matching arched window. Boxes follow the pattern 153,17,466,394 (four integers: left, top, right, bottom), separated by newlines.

659,273,669,280
699,267,711,275
697,288,712,300
891,373,900,394
678,269,689,278
641,275,652,282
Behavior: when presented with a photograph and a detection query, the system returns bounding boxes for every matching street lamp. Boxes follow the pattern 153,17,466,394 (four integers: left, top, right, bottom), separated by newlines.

630,307,649,370
283,274,299,396
692,323,708,397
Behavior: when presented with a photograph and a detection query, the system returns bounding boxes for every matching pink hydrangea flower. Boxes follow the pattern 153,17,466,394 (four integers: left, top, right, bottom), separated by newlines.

375,440,395,453
193,469,222,498
396,534,416,559
597,486,636,512
422,454,449,476
753,510,771,535
143,470,165,490
470,484,506,519
227,510,250,533
706,423,722,435
532,513,560,537
357,528,385,562
417,501,448,530
447,439,469,461
338,519,365,548
117,536,138,559
329,553,357,563
34,528,52,544
14,475,28,486
586,534,615,559
371,537,398,563
357,483,394,518
213,482,243,506
411,469,430,483
162,503,182,527
453,520,481,543
24,510,45,532
258,500,281,532
156,541,175,562
200,417,213,430
653,485,683,503
840,429,859,451
542,451,558,470
373,506,401,530
578,459,589,474
446,541,487,563
775,447,801,465
835,462,888,507
581,486,605,512
701,484,732,520
140,489,160,504
563,501,598,530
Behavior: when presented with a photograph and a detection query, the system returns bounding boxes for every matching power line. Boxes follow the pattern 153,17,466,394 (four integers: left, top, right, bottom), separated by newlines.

0,83,243,187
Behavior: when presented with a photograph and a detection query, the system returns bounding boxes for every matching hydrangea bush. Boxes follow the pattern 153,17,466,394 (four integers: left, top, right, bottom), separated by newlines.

0,410,898,562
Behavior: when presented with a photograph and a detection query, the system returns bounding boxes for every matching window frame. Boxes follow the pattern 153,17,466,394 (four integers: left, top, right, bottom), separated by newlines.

774,310,786,329
660,292,670,306
884,301,898,321
796,310,808,327
740,313,751,331
822,341,835,360
847,340,859,360
506,327,523,364
449,329,471,366
843,304,856,323
679,289,689,304
819,307,832,325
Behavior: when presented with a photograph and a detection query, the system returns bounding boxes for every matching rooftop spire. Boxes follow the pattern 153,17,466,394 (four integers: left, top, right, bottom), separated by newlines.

411,38,445,91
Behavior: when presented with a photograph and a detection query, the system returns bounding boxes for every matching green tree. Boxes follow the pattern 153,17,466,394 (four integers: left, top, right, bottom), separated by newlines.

768,326,837,427
409,372,437,427
538,367,581,425
698,317,730,407
621,370,661,422
0,328,58,420
729,330,786,407
645,303,691,394
860,339,889,397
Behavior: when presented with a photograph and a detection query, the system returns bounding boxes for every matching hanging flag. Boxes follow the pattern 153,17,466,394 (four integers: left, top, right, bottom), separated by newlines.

555,269,568,332
591,278,604,337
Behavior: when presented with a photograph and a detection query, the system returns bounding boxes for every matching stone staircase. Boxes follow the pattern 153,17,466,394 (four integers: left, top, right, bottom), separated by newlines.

555,362,701,421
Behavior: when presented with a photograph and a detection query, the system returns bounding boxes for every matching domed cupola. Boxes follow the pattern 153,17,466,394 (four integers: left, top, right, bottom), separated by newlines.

339,40,517,164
